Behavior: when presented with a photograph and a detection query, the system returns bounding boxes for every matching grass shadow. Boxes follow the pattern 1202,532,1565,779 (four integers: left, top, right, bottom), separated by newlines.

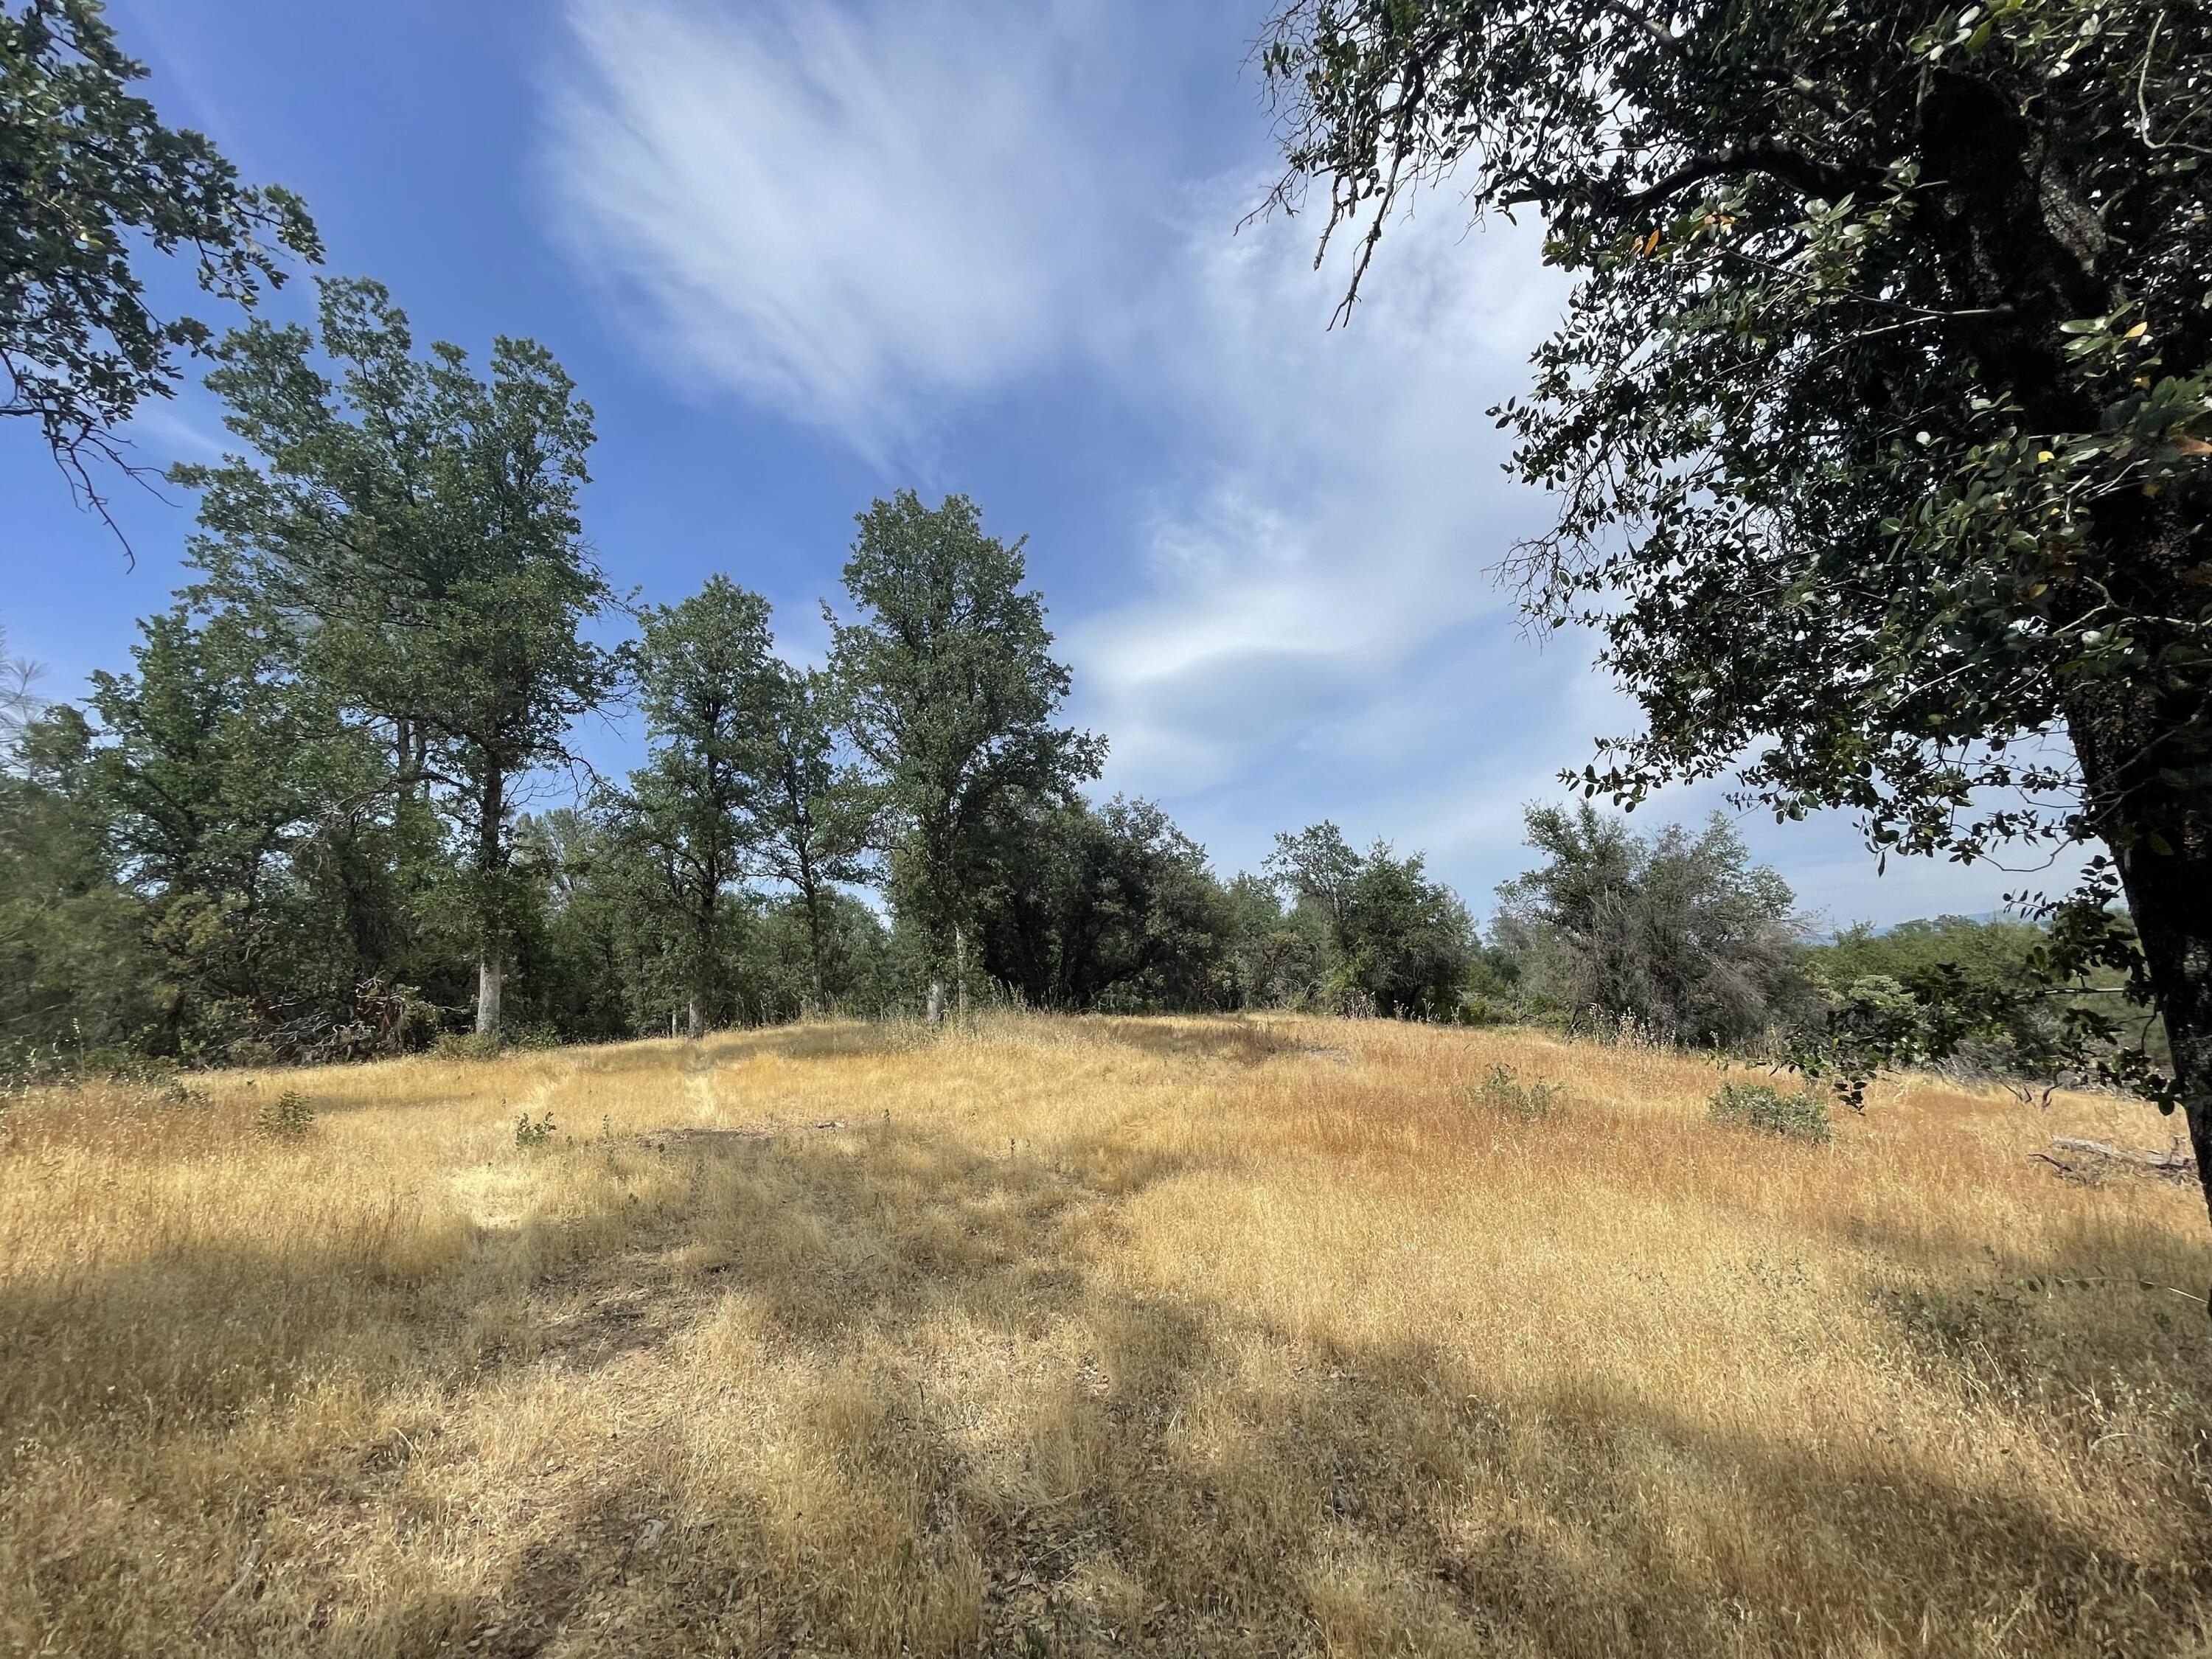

12,1091,2212,1656
1090,1016,1301,1068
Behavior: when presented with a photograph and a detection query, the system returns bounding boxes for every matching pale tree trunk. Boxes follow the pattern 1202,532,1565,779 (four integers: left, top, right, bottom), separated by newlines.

686,993,703,1040
954,924,969,1020
803,883,827,1014
474,762,506,1038
476,956,503,1037
925,977,945,1025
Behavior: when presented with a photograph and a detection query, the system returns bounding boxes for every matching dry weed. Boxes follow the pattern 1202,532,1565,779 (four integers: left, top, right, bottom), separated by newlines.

2,1015,2208,1655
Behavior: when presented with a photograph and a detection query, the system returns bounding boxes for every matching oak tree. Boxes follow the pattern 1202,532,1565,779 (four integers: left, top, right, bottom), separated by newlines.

2,0,319,529
178,279,616,1035
1262,1,2212,1214
620,576,780,1037
829,492,1104,1021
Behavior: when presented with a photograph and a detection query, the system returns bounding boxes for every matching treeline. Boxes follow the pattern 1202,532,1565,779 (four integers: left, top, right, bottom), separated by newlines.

0,282,1488,1071
1468,803,2151,1085
0,281,2115,1087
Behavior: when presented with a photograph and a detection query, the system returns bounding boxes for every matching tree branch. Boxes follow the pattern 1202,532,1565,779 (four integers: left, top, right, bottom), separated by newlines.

1613,141,1872,215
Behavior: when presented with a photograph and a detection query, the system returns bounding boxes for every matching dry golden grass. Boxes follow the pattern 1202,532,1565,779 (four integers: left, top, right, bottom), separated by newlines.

4,1014,2211,1657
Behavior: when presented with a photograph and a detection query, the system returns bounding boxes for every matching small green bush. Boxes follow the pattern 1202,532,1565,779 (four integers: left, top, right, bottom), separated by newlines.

1470,1062,1565,1121
254,1088,315,1138
1708,1079,1832,1144
1457,995,1517,1029
515,1110,557,1148
434,1031,505,1061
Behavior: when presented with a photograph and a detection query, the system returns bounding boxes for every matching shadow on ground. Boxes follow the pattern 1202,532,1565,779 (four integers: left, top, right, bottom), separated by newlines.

8,1101,2211,1657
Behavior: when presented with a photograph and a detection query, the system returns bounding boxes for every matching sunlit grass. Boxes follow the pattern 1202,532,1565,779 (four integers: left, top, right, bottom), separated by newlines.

4,1014,2208,1655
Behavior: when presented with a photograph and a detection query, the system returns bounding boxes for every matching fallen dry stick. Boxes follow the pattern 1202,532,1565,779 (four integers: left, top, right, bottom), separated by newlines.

2041,1135,2199,1182
192,1531,268,1637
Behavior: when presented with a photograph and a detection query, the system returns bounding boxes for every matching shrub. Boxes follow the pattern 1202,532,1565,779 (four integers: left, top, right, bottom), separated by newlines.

1471,1062,1565,1121
514,1110,557,1148
254,1088,315,1138
1709,1079,1832,1144
1457,995,1517,1028
434,1031,505,1061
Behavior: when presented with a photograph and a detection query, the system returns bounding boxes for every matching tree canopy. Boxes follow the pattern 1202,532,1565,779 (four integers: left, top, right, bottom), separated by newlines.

2,0,319,526
828,490,1105,1020
1261,0,2212,1209
618,577,782,1037
1497,804,1811,1046
177,278,618,1034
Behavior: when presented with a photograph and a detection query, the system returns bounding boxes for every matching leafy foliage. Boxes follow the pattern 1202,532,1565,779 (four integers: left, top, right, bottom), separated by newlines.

1471,1062,1563,1121
1335,841,1478,1017
0,627,41,756
615,577,782,1034
828,491,1105,1014
1,0,319,526
0,703,164,1069
1221,872,1334,1010
1260,0,2212,1190
972,794,1235,1012
1265,822,1477,1015
740,664,877,1009
1801,909,2171,1100
253,1088,313,1138
1496,804,1811,1046
1708,1079,1833,1144
178,278,619,1034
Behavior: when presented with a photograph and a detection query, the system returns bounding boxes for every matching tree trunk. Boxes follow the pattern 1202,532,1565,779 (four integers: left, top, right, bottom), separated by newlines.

2106,831,2212,1222
686,992,703,1040
954,923,969,1020
803,884,827,1013
476,954,503,1037
2066,697,2212,1241
475,762,506,1037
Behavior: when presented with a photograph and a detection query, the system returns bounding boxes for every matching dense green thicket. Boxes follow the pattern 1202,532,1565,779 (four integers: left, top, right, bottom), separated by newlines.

1805,912,2171,1088
1495,805,1815,1046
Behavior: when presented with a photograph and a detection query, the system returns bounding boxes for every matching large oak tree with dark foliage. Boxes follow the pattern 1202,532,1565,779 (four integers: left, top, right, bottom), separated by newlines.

1261,1,2212,1220
829,492,1105,1023
618,577,782,1039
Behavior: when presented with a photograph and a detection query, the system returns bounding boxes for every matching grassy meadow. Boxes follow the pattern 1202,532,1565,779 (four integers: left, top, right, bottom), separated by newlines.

4,1014,2211,1657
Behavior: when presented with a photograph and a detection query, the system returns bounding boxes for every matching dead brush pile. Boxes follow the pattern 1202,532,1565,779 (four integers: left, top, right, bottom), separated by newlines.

2,1014,2208,1656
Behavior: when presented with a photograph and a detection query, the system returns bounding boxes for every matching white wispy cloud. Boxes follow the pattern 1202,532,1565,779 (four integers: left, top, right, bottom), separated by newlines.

540,0,2042,925
1067,190,1568,813
548,0,1135,462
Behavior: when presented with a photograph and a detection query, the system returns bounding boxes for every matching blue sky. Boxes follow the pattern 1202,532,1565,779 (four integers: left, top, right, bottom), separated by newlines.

0,0,2042,928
